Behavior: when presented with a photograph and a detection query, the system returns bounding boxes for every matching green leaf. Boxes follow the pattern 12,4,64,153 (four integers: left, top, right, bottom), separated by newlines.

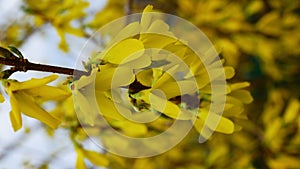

8,46,24,59
0,46,15,58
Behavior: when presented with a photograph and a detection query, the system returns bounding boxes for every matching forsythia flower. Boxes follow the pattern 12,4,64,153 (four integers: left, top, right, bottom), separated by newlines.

178,0,300,82
88,0,126,28
73,5,253,141
0,90,4,103
75,145,109,169
73,67,148,137
3,74,70,131
23,0,89,51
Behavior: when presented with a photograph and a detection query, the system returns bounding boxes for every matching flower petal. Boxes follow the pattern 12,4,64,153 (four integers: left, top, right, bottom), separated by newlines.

223,96,245,116
9,74,58,91
230,82,250,91
75,148,87,169
95,67,135,91
24,85,71,101
153,65,179,89
16,92,61,129
230,89,253,104
198,83,231,94
9,111,22,132
74,68,97,89
102,39,144,64
165,43,189,59
136,69,153,87
147,20,172,35
9,94,22,131
110,22,141,45
83,150,109,167
195,71,210,89
141,33,177,49
122,53,151,69
158,80,198,99
0,93,4,103
283,99,299,124
140,19,176,48
75,91,98,125
111,120,148,137
224,66,235,79
96,91,127,121
141,5,153,31
150,92,193,120
197,110,234,134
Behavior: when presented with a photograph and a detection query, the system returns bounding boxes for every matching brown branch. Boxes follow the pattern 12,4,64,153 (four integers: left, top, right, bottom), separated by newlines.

126,0,134,15
0,57,90,77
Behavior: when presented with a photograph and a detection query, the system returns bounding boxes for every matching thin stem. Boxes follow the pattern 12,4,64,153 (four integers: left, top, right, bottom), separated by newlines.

0,57,89,77
126,0,134,15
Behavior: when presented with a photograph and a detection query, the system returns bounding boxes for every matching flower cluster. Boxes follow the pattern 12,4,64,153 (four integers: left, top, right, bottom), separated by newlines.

73,5,252,143
2,74,70,131
4,0,296,168
23,0,89,51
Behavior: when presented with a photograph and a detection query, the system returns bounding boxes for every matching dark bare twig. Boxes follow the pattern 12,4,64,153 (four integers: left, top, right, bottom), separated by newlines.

126,0,134,15
0,47,90,78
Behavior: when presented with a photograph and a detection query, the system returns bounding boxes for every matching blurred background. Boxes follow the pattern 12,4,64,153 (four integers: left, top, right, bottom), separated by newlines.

0,0,299,168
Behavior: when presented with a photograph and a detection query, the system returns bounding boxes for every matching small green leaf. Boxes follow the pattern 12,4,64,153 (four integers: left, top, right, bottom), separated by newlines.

0,69,16,79
8,46,24,59
0,47,15,58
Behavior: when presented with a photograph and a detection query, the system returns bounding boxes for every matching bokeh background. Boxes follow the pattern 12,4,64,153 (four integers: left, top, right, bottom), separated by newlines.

0,0,299,168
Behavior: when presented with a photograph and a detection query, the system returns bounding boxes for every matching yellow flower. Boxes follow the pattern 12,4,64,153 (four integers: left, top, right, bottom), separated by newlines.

100,38,145,65
74,67,149,137
53,1,88,51
75,5,253,140
88,0,126,28
135,64,237,136
24,0,89,51
3,74,70,131
91,5,176,65
73,66,135,120
134,67,197,120
0,90,4,103
75,146,109,169
87,5,187,122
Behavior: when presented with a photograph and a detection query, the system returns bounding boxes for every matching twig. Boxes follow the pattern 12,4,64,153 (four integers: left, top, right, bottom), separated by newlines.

126,0,134,15
0,56,89,77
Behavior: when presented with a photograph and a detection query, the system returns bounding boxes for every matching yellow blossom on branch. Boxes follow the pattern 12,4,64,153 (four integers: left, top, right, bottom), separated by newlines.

23,0,89,51
73,5,253,145
74,145,109,169
3,74,70,131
